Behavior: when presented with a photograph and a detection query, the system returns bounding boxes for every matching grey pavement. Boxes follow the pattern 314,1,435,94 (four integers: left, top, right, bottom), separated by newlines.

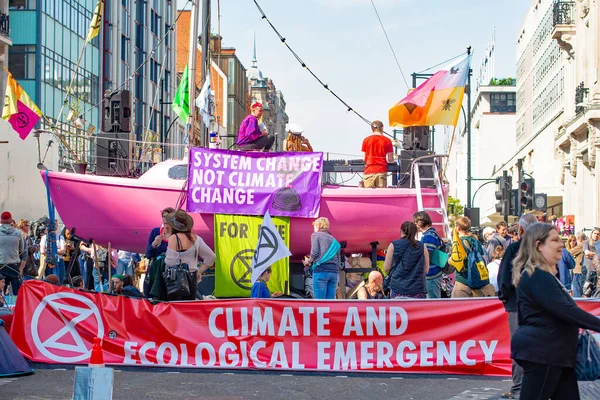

1,364,600,400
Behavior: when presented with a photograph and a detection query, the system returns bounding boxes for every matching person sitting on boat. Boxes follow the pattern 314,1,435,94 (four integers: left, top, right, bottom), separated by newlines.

164,210,216,300
283,123,313,152
361,120,394,188
303,217,341,300
236,102,275,151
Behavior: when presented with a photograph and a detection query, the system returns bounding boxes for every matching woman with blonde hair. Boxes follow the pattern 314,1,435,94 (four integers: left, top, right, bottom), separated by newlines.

511,223,600,400
303,217,341,299
357,271,384,300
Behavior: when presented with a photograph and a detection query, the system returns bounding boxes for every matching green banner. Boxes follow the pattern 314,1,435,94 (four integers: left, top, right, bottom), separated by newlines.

214,214,290,298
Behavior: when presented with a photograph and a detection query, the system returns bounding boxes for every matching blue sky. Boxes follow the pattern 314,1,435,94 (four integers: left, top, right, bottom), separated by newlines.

177,0,530,157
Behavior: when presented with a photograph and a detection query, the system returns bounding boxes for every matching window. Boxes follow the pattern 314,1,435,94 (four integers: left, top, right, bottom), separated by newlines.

121,35,129,62
490,93,516,113
9,0,34,10
9,45,36,79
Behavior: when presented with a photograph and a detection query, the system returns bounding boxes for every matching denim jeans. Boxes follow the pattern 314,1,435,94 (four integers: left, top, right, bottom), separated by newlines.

426,274,443,298
572,273,584,297
312,271,338,299
117,259,133,276
55,259,66,285
1,264,22,295
92,267,116,292
79,255,88,287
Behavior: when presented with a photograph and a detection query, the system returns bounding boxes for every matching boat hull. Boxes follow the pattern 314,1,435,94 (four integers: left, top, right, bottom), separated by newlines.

42,171,447,258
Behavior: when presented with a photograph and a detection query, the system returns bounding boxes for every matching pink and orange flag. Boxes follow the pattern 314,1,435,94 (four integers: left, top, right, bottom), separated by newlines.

2,69,43,140
389,53,472,128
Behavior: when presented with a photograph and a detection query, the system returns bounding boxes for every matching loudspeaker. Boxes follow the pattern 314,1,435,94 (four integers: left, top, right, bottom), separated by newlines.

96,131,135,177
104,90,132,132
403,126,430,150
397,150,434,188
464,207,480,227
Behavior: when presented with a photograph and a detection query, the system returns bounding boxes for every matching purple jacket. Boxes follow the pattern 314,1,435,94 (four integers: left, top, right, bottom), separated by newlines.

237,114,262,146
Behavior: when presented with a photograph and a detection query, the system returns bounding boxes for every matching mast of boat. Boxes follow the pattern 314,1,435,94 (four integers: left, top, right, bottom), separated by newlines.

187,0,201,147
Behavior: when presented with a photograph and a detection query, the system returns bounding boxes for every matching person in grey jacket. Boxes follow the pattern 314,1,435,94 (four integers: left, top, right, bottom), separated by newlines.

0,211,27,295
303,217,341,299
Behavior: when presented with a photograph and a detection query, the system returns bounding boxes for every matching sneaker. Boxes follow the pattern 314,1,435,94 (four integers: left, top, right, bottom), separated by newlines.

501,392,518,399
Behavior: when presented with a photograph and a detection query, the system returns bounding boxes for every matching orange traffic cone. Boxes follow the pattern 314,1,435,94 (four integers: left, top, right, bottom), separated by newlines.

89,337,105,368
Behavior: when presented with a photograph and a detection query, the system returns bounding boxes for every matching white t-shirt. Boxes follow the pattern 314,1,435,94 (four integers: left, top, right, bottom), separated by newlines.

40,234,66,261
487,259,501,292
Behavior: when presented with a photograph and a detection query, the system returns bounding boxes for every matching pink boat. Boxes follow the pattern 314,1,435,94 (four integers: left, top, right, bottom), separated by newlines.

42,159,448,258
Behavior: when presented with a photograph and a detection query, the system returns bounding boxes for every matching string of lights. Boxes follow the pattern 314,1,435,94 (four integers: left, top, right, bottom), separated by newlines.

251,0,395,139
369,0,409,91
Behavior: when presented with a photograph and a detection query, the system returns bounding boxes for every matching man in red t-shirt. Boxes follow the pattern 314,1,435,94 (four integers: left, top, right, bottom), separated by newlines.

361,120,394,188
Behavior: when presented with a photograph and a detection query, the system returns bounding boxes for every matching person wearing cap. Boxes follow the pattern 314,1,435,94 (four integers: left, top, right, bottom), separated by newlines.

164,210,216,300
236,102,275,151
111,274,124,295
0,211,27,295
283,123,313,152
361,120,394,188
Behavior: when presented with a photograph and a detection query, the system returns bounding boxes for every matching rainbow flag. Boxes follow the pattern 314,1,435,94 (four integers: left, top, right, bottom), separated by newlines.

2,69,43,140
389,53,472,128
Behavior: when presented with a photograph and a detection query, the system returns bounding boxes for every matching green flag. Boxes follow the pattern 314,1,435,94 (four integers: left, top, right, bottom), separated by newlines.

172,64,190,124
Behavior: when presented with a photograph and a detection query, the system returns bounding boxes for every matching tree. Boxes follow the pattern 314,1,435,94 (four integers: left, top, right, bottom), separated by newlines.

447,196,464,228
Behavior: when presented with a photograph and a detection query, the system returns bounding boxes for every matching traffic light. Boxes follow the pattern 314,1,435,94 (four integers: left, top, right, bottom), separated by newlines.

495,174,512,215
519,178,535,211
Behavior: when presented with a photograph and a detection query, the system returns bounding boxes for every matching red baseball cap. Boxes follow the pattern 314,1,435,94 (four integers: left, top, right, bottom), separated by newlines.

1,211,12,222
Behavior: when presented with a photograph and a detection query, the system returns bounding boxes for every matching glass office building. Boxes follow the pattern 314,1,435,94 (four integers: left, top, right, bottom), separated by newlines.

9,0,101,167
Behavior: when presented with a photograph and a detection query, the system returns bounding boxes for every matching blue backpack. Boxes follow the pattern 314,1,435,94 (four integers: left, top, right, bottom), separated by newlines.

463,239,490,289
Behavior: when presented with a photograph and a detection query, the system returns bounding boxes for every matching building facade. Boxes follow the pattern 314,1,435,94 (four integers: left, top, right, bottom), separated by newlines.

0,0,11,95
9,0,102,168
554,0,600,230
470,83,517,223
1,0,100,219
510,0,567,218
103,0,177,164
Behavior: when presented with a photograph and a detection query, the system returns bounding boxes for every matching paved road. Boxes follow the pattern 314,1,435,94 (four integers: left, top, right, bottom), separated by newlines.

2,364,600,399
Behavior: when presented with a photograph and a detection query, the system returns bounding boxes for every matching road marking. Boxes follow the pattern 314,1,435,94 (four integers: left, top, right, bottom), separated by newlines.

223,372,235,375
335,375,348,378
0,378,17,387
280,374,294,376
53,368,67,371
449,388,502,400
391,377,404,380
167,371,180,374
447,377,459,380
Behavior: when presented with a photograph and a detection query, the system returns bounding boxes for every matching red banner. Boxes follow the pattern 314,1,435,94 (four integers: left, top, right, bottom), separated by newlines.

10,281,600,375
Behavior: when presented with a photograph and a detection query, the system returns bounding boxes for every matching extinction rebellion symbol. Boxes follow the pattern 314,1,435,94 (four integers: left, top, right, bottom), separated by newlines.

230,249,255,290
31,293,105,363
15,112,30,129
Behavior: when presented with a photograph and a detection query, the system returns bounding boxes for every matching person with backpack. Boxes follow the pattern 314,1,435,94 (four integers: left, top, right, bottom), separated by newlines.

413,211,445,298
450,216,495,298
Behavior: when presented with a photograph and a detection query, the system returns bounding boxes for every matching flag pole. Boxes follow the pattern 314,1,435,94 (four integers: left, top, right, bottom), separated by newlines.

187,0,201,147
442,123,458,179
466,46,473,209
